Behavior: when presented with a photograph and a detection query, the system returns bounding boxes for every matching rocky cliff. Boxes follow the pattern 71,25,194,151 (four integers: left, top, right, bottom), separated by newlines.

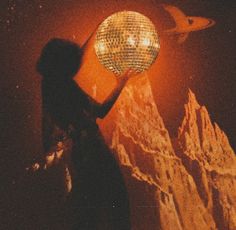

177,90,236,230
104,76,236,230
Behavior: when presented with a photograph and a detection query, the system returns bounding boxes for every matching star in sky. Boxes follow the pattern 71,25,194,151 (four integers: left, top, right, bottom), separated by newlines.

1,0,44,31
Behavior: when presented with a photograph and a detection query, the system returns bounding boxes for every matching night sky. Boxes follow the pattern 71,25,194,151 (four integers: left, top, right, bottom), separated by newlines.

0,0,235,228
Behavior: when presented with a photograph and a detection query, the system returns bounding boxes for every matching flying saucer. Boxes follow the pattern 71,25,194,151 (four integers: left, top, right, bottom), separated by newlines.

163,4,215,43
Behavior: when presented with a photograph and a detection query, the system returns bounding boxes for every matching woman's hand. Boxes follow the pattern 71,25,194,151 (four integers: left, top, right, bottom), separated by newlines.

116,69,139,84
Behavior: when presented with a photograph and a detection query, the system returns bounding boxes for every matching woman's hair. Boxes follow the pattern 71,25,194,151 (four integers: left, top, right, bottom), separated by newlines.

37,38,83,80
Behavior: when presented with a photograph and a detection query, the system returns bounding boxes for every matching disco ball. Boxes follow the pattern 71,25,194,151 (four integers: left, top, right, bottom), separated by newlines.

94,11,160,76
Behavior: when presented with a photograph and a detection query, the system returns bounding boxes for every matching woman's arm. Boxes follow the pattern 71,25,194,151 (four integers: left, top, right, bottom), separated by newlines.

97,71,131,118
78,69,137,119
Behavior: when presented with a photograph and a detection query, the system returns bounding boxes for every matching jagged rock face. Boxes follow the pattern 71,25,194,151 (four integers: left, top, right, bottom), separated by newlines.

178,90,236,230
103,77,231,230
178,90,236,172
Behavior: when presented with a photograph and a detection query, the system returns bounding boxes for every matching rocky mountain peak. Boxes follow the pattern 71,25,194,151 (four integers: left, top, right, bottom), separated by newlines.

178,89,236,173
112,75,175,158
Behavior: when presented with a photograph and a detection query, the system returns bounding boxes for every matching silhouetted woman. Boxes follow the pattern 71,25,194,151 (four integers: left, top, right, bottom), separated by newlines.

37,38,133,230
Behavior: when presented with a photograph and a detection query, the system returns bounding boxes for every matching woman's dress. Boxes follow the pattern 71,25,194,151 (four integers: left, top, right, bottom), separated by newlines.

42,79,130,230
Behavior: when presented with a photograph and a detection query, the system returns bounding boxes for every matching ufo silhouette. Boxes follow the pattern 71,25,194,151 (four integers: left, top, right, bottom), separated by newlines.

162,4,215,43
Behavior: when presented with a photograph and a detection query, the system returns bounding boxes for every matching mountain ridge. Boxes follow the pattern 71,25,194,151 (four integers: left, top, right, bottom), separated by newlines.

103,76,236,230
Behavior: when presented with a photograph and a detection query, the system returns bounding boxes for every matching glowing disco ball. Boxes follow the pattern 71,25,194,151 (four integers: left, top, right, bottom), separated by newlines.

94,11,160,76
